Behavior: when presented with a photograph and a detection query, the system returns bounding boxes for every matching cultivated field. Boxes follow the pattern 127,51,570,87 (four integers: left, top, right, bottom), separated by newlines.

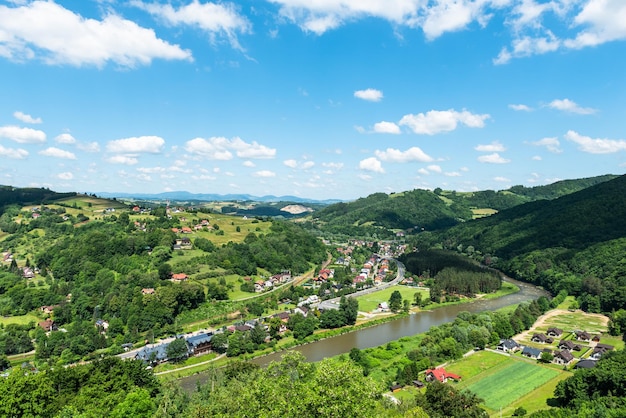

448,351,567,416
355,286,429,312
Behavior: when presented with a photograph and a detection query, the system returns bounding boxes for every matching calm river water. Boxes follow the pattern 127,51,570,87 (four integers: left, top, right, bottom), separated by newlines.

178,276,548,391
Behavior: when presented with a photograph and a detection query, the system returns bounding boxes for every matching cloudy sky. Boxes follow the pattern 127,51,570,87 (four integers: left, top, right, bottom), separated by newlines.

1,0,625,200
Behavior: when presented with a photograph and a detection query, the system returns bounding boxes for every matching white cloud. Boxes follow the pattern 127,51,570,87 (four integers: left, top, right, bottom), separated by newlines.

253,170,276,177
565,130,626,154
373,121,401,134
399,109,490,135
57,172,73,180
494,33,561,64
444,171,461,177
475,141,505,152
417,168,429,175
0,144,28,159
133,0,252,50
78,141,100,153
55,133,76,144
13,111,42,124
532,137,562,153
374,147,433,163
243,160,256,167
322,162,344,170
548,98,597,115
358,173,372,181
477,153,511,163
106,155,139,165
268,0,494,39
427,164,442,173
137,166,166,174
0,1,192,67
106,136,165,154
39,147,76,159
359,157,384,173
508,104,532,111
301,161,315,169
494,176,511,182
185,136,275,160
354,88,383,102
565,0,626,49
532,155,542,160
0,125,46,143
284,159,298,168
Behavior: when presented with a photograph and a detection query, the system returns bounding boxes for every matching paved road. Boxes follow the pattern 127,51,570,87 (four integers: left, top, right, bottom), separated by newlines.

317,259,405,310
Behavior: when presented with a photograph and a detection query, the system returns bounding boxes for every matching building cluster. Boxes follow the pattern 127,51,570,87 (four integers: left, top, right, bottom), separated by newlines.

496,327,614,368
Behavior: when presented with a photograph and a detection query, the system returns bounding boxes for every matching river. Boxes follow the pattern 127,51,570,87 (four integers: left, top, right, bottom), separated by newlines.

178,276,547,391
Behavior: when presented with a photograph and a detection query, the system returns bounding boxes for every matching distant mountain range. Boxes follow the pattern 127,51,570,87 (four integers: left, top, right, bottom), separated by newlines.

94,191,343,205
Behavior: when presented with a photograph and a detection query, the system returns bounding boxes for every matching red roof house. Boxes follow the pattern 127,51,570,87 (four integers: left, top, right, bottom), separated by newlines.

425,368,461,383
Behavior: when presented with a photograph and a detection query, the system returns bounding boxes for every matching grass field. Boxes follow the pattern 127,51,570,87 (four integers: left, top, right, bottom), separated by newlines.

464,361,560,411
356,286,429,312
0,313,39,327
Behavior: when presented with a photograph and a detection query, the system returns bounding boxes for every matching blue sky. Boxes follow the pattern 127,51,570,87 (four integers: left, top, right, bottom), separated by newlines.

1,0,625,200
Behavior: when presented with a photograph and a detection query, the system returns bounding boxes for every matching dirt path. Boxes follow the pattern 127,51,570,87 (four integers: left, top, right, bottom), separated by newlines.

514,309,609,343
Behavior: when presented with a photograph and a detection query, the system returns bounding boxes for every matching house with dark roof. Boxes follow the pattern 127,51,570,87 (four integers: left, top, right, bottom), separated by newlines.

531,333,552,344
424,368,461,383
558,340,582,351
185,332,213,356
546,328,563,337
522,346,542,359
575,331,592,342
135,343,169,364
553,350,574,365
496,339,520,353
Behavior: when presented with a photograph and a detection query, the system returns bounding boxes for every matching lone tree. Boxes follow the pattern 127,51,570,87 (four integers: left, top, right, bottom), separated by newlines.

389,290,403,313
166,338,189,362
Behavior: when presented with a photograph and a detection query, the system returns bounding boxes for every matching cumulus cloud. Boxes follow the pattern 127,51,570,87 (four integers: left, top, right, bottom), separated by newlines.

532,137,562,153
283,159,298,168
494,176,511,182
57,172,73,180
78,141,100,153
399,109,490,135
475,141,505,152
509,104,532,111
106,136,165,154
0,144,28,159
13,111,42,124
374,147,433,163
444,171,461,177
427,164,442,173
0,125,46,143
0,1,192,67
185,136,275,160
548,99,597,115
494,33,561,65
243,160,256,167
106,155,139,165
55,133,76,144
565,0,626,49
133,0,252,50
253,170,276,177
39,147,76,159
373,121,401,134
532,155,542,160
359,157,384,173
268,0,494,39
354,88,383,102
478,153,511,163
565,130,626,154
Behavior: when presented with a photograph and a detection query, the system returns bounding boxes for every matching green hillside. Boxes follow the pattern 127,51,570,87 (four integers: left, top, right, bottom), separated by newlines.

422,174,626,312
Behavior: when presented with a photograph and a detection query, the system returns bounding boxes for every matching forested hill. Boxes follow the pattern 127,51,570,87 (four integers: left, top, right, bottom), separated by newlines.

311,189,472,233
421,174,626,312
440,173,619,211
0,186,76,214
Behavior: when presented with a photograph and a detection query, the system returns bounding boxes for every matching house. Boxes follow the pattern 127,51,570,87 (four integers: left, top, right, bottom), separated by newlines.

181,227,192,234
95,319,109,331
522,346,542,359
135,344,169,364
574,331,592,342
39,319,57,332
546,328,563,337
171,273,188,282
185,332,213,356
497,339,520,353
553,350,574,365
575,359,597,369
142,288,156,295
378,302,389,312
590,344,614,360
40,305,58,315
274,311,291,322
558,340,582,351
412,380,425,388
531,333,549,344
424,368,461,383
390,384,403,393
21,267,35,279
121,343,134,351
294,306,309,317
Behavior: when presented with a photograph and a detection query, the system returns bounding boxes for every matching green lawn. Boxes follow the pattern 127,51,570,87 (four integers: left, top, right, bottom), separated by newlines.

445,350,511,380
356,286,428,312
0,313,39,327
463,361,560,411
